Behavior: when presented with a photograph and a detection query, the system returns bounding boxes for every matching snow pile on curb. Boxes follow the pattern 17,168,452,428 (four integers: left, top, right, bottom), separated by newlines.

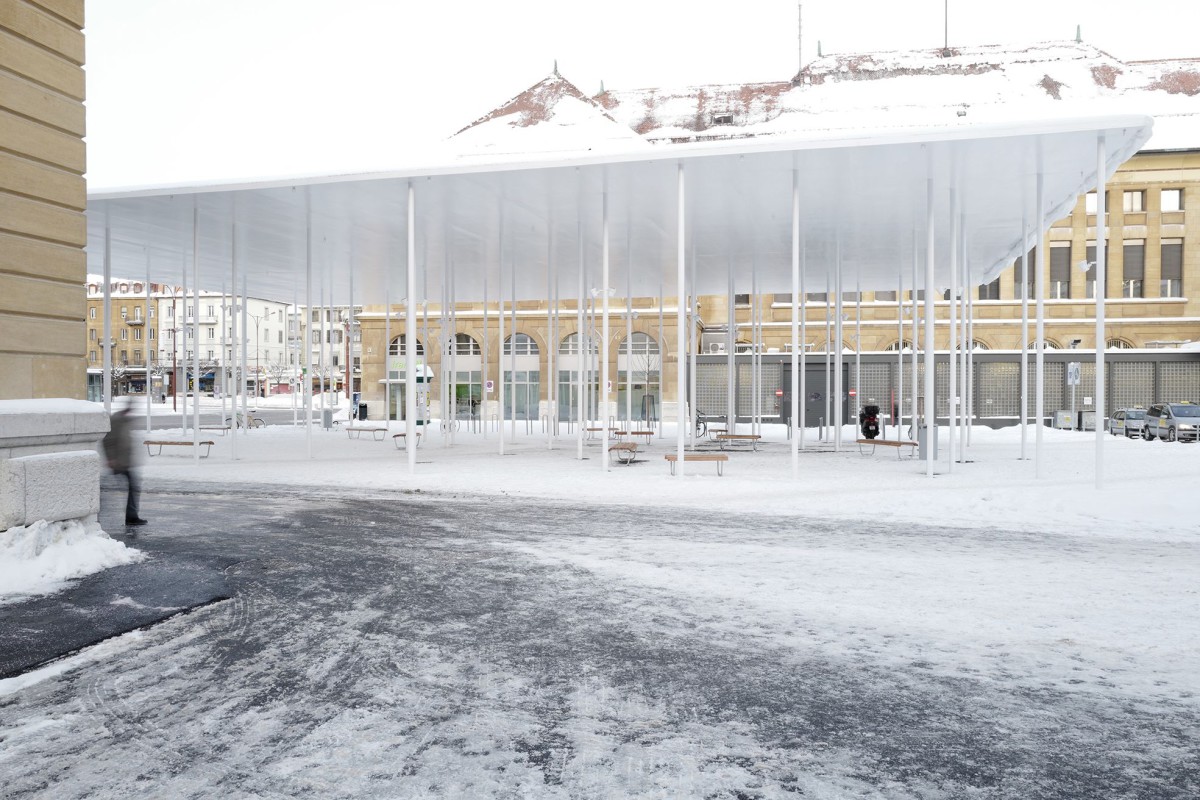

0,520,144,605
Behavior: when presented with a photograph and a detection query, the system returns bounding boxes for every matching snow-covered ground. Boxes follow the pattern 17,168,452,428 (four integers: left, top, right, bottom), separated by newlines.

1,417,1196,797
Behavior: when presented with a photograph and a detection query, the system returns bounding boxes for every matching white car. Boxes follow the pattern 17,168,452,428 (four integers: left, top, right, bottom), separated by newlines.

1108,408,1146,438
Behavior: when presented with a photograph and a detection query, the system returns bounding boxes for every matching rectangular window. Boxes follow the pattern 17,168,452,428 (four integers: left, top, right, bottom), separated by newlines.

186,306,193,318
1085,192,1097,213
1017,248,1036,299
89,328,96,341
134,328,142,341
149,328,155,340
1050,243,1071,299
89,350,96,362
278,331,283,343
874,290,897,302
134,349,142,364
979,278,1000,300
207,304,215,317
119,329,128,340
207,350,215,361
167,305,174,318
120,350,128,364
1161,238,1183,297
89,307,96,319
1123,190,1145,213
133,307,142,320
1161,188,1184,212
120,306,127,318
805,292,828,302
1123,239,1145,298
1085,241,1112,299
733,294,751,306
207,328,215,340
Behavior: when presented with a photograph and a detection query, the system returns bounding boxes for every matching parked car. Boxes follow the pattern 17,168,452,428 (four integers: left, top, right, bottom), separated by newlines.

1143,402,1200,442
1109,407,1146,438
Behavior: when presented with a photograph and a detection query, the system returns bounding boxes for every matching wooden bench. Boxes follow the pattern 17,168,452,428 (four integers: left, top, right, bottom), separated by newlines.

664,452,729,476
144,439,215,458
392,432,422,449
616,430,654,446
856,438,918,459
200,425,231,436
585,426,608,441
345,426,388,441
715,433,761,451
609,442,639,464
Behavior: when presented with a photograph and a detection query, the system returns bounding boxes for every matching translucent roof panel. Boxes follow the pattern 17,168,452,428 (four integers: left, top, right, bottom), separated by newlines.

87,114,1152,305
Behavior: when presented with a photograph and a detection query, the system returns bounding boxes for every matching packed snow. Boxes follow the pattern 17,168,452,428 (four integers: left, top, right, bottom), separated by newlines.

0,519,144,606
1,402,1197,797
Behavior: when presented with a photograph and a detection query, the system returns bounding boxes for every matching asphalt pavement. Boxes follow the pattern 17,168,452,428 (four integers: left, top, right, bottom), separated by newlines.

1,480,1196,799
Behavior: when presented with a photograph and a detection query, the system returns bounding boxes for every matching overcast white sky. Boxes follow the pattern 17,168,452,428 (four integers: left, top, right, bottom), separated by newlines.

84,0,1200,187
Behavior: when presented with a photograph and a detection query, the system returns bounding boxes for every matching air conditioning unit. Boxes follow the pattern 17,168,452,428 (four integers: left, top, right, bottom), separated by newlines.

709,342,725,354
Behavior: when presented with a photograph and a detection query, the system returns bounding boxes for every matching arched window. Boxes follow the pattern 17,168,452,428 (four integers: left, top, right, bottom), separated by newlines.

389,335,424,356
559,332,595,355
1030,339,1061,350
1106,337,1135,349
447,333,480,356
955,340,990,351
504,333,538,355
618,332,660,356
884,340,915,352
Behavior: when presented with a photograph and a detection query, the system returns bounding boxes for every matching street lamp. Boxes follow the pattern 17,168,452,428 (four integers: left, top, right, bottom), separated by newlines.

247,311,263,403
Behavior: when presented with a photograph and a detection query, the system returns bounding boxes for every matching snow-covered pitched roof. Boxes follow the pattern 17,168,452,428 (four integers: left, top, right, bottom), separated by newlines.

453,42,1197,154
452,73,649,158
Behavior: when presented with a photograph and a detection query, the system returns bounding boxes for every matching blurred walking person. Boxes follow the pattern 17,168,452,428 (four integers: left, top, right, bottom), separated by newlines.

103,402,147,526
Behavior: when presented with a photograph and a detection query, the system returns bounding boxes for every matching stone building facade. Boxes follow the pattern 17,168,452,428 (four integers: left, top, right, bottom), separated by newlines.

0,0,87,400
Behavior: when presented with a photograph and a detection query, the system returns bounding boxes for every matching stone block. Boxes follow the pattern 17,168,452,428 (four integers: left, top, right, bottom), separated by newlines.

1,450,99,528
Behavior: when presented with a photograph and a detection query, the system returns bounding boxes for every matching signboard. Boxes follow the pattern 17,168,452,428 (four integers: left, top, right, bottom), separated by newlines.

486,379,494,393
1067,362,1081,386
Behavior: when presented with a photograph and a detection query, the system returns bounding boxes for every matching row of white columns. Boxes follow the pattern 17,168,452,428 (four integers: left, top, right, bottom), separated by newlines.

99,141,1110,486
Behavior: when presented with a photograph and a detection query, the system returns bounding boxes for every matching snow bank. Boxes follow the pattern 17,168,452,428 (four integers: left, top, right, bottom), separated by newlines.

0,520,145,605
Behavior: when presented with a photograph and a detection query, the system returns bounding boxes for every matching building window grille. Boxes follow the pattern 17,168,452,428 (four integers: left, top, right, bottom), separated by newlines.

388,335,425,356
1050,242,1071,298
1161,239,1183,298
504,333,539,355
1123,240,1145,298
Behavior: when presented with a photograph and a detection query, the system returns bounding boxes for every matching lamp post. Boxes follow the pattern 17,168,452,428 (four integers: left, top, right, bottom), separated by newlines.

247,311,263,403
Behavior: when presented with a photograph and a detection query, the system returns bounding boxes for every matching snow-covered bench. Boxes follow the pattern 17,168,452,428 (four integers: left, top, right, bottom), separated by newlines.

144,439,215,458
345,426,388,441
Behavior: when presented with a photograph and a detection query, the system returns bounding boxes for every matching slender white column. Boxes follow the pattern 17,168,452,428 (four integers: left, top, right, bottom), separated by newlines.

799,235,807,451
1035,168,1046,478
498,253,506,456
675,163,687,475
601,174,611,471
229,216,238,461
790,168,800,476
824,271,831,441
1095,135,1107,489
509,250,516,439
1019,208,1029,459
833,239,843,452
102,208,112,412
191,200,201,463
406,181,417,473
576,211,585,460
911,236,919,440
896,262,903,440
305,188,313,458
726,260,735,435
948,185,958,472
923,168,936,478
965,226,975,449
144,249,152,431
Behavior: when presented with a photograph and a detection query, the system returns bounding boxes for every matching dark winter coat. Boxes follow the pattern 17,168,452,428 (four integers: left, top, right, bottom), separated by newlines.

103,408,139,471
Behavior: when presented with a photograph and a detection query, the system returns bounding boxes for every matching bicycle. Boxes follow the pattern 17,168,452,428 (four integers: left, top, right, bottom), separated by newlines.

225,411,265,429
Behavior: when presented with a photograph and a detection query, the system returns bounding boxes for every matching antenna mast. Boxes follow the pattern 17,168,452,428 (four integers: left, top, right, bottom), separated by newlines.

797,3,803,75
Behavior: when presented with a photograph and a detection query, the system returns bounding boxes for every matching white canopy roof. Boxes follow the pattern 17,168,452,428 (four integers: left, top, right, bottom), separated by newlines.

86,114,1152,305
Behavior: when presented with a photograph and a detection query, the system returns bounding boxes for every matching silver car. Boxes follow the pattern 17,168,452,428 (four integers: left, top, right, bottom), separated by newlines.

1109,408,1146,438
1143,402,1200,442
